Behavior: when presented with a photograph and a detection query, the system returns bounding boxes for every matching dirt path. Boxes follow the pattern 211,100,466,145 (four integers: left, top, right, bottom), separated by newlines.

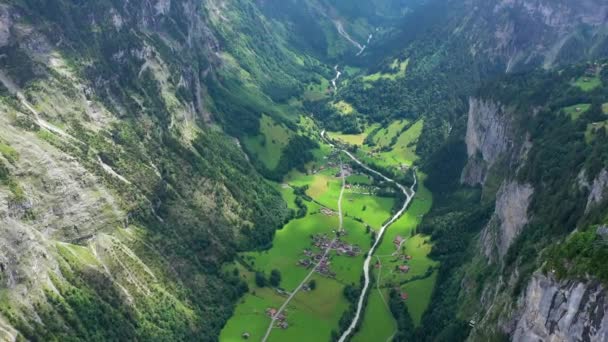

261,159,347,342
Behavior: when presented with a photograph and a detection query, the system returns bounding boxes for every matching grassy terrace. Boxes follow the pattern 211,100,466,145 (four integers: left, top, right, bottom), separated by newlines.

244,114,293,170
574,76,602,92
363,59,409,83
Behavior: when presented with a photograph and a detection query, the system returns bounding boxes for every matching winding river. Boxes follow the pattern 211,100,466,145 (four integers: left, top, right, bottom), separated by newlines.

337,150,416,342
321,131,417,342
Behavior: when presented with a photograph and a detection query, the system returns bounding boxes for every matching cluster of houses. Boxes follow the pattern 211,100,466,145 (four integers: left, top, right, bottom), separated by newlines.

298,248,335,277
335,164,353,178
312,234,361,256
392,235,413,272
296,234,362,277
265,308,289,329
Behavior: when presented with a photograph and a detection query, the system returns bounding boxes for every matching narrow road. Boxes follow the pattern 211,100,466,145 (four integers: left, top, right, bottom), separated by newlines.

261,158,347,342
337,150,417,342
322,131,417,341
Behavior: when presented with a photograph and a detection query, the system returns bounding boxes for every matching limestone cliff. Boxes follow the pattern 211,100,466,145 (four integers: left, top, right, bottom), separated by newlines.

480,180,533,261
461,97,515,186
513,273,608,342
461,0,608,71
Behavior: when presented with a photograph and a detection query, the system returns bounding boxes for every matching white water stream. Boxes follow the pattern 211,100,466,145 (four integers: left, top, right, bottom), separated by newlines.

331,65,342,92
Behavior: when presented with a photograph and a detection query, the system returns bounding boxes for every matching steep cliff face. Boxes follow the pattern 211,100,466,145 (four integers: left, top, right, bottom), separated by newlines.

579,169,608,212
461,97,515,186
480,180,533,260
460,0,608,71
513,273,608,342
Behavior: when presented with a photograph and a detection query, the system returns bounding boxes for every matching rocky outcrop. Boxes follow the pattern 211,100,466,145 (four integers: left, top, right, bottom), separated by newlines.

480,180,534,260
463,0,608,71
513,273,608,342
461,97,514,185
586,169,608,212
0,5,11,48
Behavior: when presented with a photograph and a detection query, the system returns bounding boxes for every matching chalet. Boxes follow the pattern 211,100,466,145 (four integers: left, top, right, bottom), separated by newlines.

393,235,404,245
266,308,278,317
398,265,410,273
298,259,312,268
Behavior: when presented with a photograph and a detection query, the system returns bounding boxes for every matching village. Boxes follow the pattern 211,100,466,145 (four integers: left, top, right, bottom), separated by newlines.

297,233,362,278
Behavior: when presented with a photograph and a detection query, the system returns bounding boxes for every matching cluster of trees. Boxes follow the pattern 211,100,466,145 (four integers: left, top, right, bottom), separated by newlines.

304,99,364,134
255,269,282,288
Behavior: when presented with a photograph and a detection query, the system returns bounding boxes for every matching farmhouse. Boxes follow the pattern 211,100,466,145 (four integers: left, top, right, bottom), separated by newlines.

266,308,278,317
398,265,410,273
393,235,404,245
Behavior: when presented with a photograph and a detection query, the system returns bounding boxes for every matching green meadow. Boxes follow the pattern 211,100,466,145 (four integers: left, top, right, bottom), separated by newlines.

353,289,396,342
328,124,381,146
574,76,602,92
563,103,591,120
244,114,293,170
363,59,409,82
225,115,437,341
222,144,403,340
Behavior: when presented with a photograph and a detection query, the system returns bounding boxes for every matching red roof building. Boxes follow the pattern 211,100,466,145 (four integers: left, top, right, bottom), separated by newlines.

398,265,410,273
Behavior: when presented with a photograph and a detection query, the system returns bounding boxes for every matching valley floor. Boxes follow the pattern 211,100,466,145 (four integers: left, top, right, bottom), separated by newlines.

221,121,436,341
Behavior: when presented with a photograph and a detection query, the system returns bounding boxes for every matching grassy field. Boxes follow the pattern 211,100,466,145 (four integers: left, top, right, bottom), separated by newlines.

223,148,402,340
327,124,381,146
220,270,351,342
574,76,602,92
348,120,437,339
371,120,409,147
304,78,330,101
226,115,437,340
353,289,396,342
401,271,438,325
244,114,292,170
363,59,409,82
342,192,394,228
333,100,356,115
347,174,372,185
354,119,424,169
563,103,591,120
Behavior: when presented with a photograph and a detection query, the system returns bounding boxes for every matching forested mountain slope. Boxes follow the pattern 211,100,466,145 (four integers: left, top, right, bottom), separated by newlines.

0,0,414,340
0,0,607,341
315,0,608,340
